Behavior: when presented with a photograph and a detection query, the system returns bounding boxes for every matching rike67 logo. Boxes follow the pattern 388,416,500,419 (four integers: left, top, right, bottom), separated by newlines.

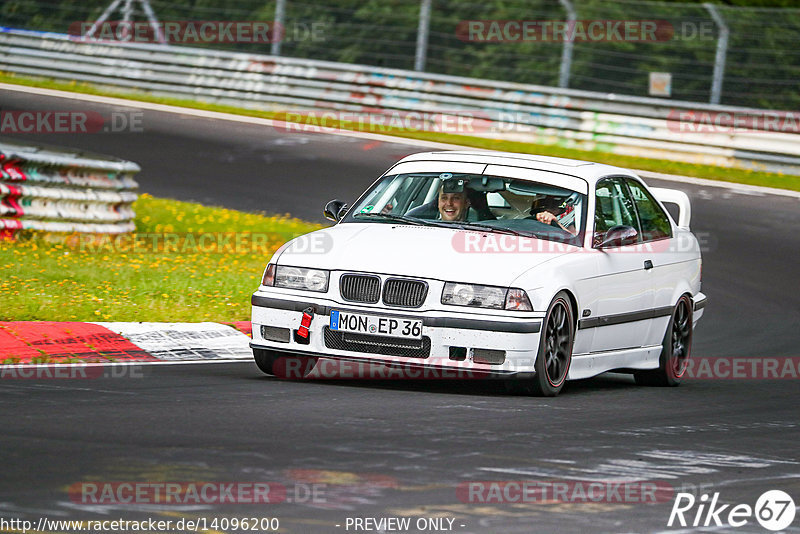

668,490,795,531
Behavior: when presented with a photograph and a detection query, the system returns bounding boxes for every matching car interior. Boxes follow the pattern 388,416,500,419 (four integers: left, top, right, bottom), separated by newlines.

352,173,586,242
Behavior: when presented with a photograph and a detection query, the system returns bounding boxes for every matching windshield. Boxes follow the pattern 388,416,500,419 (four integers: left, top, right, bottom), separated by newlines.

342,172,587,244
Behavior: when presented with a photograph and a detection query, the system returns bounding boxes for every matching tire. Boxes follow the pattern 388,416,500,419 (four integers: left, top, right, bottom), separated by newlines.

635,295,693,387
527,292,575,397
253,348,318,379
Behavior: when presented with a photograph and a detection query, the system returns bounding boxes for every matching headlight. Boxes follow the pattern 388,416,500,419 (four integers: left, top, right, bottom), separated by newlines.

441,283,532,311
442,282,506,309
274,266,330,292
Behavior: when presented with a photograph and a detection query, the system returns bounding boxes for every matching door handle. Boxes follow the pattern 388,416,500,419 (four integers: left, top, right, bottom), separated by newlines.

644,260,654,270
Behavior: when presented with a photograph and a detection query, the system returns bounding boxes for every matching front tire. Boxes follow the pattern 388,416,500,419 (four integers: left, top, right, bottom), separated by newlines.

635,295,693,387
528,292,575,396
253,348,318,379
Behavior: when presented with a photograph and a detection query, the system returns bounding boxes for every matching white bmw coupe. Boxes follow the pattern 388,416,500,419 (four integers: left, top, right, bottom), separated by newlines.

251,151,706,396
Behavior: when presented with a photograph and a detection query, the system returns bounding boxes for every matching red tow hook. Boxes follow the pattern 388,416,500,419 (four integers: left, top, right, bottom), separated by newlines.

297,307,314,339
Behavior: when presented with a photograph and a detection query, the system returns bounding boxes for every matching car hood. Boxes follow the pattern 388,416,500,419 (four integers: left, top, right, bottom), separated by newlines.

274,223,578,286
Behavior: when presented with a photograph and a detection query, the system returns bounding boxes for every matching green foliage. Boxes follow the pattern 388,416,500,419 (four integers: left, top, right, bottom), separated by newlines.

5,0,799,108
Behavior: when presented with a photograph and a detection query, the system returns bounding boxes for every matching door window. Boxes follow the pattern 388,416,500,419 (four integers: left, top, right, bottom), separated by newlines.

625,179,673,241
594,177,641,245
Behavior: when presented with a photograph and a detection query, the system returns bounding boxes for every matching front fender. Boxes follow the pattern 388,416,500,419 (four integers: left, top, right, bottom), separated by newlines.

511,253,591,314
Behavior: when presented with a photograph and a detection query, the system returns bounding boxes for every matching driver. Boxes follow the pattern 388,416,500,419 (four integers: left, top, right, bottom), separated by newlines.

530,195,577,235
438,179,471,222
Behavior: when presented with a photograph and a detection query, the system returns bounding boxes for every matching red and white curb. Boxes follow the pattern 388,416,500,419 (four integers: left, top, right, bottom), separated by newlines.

0,321,253,368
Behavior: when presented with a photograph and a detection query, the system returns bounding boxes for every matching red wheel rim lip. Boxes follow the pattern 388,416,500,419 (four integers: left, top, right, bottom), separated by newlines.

545,298,572,387
671,297,693,378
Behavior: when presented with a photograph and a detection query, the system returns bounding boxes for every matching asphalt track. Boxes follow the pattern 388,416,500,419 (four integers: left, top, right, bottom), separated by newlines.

1,89,800,534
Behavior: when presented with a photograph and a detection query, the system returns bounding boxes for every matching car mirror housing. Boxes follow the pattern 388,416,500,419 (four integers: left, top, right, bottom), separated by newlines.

598,225,638,248
324,199,349,222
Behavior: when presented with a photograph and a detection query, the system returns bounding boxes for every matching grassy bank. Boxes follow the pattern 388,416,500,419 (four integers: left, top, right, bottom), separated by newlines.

1,72,797,192
0,195,322,322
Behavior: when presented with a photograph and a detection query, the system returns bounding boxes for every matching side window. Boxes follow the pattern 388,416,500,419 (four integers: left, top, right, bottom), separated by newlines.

486,192,509,209
386,176,430,214
594,177,640,243
625,179,673,241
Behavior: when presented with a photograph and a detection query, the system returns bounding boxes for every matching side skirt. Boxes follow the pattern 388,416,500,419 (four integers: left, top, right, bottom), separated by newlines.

568,345,662,380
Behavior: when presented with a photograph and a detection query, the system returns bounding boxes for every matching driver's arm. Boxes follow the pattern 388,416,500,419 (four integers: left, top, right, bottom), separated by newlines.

535,211,577,235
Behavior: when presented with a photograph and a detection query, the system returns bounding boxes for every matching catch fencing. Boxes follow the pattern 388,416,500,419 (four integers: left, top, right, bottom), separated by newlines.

4,0,800,110
1,28,799,176
0,138,139,237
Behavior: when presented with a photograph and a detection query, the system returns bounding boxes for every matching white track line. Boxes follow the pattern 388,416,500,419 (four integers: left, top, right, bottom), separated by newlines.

3,82,798,199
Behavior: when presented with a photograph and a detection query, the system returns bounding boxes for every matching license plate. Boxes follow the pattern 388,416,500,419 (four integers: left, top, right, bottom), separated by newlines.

330,310,422,339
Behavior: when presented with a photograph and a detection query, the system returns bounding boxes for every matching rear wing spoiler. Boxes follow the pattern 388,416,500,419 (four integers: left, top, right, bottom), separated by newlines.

651,188,691,228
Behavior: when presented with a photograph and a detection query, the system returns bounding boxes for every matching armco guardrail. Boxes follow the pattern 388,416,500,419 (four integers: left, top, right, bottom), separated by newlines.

1,28,799,175
0,139,139,236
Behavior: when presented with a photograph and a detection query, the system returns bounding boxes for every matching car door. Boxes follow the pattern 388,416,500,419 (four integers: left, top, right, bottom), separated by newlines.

624,177,683,347
579,176,655,353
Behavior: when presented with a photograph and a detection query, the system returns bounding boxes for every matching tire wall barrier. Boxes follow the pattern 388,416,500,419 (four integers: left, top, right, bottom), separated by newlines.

0,139,139,236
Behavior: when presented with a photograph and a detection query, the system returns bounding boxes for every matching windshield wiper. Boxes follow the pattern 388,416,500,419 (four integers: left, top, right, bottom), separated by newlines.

453,222,538,238
353,214,539,237
353,213,437,226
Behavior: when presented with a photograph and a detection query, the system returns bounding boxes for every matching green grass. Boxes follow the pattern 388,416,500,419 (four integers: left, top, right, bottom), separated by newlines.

1,72,798,192
0,194,323,322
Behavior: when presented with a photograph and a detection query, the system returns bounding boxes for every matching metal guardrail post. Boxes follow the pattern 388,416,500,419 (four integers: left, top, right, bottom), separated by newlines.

121,0,134,27
558,0,576,89
271,0,287,56
85,0,166,44
139,0,166,44
704,3,729,106
414,0,432,72
85,0,124,40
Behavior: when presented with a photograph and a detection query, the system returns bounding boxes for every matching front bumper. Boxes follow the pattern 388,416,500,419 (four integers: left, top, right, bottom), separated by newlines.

250,291,544,375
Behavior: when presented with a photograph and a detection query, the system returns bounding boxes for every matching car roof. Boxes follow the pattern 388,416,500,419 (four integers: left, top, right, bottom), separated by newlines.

395,151,640,184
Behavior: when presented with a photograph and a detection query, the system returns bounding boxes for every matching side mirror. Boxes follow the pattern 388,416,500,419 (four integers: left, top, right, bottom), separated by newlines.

598,225,638,248
323,199,348,222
